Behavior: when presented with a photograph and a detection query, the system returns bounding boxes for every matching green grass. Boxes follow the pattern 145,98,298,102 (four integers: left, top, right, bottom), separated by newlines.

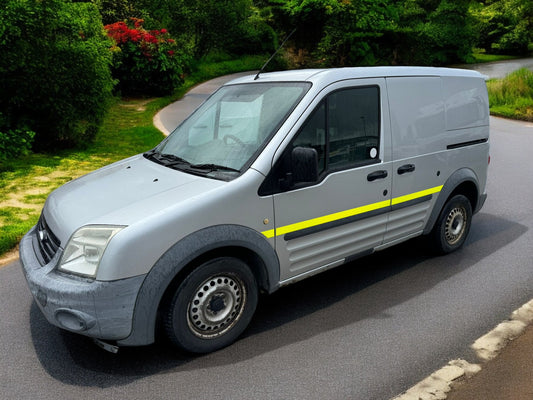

0,56,266,258
0,97,165,255
487,68,533,121
470,51,519,64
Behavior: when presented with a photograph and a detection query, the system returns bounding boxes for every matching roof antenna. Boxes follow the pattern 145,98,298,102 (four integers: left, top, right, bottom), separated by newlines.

254,28,296,81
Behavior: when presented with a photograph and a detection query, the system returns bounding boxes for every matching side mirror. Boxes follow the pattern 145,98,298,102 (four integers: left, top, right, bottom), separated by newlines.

291,146,319,184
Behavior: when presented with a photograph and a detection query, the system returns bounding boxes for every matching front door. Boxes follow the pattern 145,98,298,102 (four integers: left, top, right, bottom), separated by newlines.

264,79,393,283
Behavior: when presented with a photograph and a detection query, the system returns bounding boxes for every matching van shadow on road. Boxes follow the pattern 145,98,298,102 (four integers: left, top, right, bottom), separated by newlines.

29,212,526,387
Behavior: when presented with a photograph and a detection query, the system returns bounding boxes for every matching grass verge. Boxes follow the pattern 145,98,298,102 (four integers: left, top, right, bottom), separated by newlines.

470,51,519,64
0,55,266,259
0,97,164,256
487,68,533,121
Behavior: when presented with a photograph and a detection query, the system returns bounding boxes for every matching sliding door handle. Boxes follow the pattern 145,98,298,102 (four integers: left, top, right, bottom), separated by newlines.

397,164,415,175
367,170,388,182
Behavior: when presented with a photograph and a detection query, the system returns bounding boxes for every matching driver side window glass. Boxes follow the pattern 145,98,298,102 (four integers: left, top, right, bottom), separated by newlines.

259,85,381,196
293,85,380,174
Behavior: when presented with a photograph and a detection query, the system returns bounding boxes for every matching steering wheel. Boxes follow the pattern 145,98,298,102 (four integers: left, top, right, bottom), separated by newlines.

223,134,246,147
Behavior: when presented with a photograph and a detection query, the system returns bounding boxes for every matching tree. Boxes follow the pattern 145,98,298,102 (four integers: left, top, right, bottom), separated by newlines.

133,0,276,57
317,0,399,66
384,0,476,65
472,0,533,55
420,0,477,64
271,0,475,67
0,0,114,150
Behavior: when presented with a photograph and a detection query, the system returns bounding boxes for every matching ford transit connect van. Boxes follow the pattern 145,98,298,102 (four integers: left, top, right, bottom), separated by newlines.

20,67,489,353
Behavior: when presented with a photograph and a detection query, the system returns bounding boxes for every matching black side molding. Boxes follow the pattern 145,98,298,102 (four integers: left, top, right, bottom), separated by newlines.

284,207,389,241
447,138,488,150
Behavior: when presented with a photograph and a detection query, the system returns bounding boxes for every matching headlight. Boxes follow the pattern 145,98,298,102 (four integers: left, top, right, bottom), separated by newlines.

59,225,124,278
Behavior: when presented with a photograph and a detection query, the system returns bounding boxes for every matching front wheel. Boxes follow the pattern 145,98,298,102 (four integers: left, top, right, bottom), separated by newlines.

430,194,472,254
163,257,258,353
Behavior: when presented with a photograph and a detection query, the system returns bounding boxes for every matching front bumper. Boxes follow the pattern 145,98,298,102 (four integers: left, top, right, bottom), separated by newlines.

19,226,146,341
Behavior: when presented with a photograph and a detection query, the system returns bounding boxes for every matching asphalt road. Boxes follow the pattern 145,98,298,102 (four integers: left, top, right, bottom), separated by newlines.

1,116,532,400
455,56,533,79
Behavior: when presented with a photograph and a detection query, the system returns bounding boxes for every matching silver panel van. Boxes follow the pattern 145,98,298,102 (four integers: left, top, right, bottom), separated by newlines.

20,67,490,353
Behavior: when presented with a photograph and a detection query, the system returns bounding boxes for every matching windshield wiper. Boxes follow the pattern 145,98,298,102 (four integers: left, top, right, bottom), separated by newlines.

145,151,239,174
144,150,190,167
159,154,190,166
189,163,240,173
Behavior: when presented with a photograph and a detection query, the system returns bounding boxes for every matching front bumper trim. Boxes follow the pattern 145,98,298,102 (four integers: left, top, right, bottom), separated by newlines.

20,227,146,341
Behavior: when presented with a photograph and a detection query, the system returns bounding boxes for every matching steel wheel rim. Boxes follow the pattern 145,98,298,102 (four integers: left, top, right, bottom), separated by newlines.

444,206,466,246
187,273,246,339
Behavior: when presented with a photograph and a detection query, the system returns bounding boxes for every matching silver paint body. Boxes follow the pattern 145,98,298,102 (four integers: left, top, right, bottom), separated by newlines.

20,67,490,345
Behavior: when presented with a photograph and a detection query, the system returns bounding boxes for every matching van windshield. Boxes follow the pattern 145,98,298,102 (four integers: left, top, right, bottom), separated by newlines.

149,82,311,179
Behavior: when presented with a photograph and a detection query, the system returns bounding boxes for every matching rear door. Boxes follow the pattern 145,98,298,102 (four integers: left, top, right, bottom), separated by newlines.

261,79,393,283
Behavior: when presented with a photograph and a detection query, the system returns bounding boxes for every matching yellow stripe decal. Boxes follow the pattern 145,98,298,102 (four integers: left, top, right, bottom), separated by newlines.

391,185,443,206
262,185,443,239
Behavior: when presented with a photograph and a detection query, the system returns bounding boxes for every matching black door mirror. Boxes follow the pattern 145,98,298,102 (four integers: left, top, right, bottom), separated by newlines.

291,146,319,184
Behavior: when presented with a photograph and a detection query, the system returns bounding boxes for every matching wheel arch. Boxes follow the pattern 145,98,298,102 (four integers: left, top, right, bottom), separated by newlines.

117,224,280,346
423,168,480,235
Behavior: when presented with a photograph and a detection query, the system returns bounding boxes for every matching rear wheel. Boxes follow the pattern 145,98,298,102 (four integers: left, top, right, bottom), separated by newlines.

164,257,258,353
430,194,472,254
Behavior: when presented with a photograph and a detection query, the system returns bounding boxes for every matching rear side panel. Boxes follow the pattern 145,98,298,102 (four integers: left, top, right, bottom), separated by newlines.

385,75,489,245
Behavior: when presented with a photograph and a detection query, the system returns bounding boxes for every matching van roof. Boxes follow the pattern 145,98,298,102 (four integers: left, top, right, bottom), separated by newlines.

227,67,486,86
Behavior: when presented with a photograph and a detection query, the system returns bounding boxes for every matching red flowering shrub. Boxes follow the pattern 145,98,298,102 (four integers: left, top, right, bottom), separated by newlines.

105,18,188,96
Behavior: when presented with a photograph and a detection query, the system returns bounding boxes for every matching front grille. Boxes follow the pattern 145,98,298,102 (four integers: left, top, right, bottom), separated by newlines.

36,216,61,264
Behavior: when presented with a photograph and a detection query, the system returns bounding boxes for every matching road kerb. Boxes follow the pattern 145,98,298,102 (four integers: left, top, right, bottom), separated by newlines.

0,247,19,268
391,298,533,400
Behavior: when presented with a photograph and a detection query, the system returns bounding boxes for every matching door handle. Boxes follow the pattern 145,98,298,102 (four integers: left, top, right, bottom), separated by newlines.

367,170,388,182
397,164,415,175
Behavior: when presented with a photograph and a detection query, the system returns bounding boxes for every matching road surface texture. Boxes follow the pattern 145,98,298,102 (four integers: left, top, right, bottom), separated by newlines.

455,56,533,79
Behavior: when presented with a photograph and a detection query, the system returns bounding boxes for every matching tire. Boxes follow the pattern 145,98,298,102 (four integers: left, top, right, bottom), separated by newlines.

430,194,472,254
163,257,258,354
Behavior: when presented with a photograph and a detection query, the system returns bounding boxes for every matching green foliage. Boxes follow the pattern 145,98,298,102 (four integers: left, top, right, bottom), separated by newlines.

471,50,518,63
418,0,477,64
226,7,278,55
133,0,277,57
472,0,533,55
92,0,144,25
487,68,533,120
389,0,476,65
0,128,35,161
278,0,476,67
316,0,399,66
105,19,189,96
0,207,36,256
188,54,269,82
0,0,115,150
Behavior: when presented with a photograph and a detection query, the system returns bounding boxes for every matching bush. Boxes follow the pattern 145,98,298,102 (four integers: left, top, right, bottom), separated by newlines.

105,18,189,96
472,0,533,56
0,0,115,150
0,129,35,161
92,0,144,25
226,13,278,56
